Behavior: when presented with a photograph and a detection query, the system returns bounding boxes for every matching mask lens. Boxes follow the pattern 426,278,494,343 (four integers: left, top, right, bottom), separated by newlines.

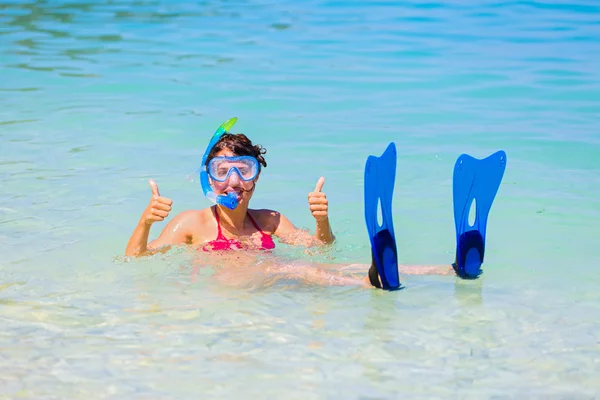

208,156,258,182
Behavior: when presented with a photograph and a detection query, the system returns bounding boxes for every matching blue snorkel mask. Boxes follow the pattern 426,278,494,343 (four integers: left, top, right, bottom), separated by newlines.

199,117,240,210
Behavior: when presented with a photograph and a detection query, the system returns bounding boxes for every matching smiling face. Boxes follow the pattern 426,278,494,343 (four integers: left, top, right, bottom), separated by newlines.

204,133,267,207
206,132,267,207
210,149,259,205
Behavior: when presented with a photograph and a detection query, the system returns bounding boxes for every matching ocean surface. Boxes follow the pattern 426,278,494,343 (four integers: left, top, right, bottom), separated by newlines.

1,0,600,398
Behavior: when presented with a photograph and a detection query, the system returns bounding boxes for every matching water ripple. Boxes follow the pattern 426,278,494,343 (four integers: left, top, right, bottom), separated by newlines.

1,0,600,397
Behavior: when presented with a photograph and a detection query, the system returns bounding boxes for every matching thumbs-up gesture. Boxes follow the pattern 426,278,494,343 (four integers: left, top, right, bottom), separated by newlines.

143,179,173,225
308,177,329,222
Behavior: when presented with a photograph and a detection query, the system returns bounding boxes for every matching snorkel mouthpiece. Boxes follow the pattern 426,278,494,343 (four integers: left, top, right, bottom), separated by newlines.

205,189,238,210
200,117,239,210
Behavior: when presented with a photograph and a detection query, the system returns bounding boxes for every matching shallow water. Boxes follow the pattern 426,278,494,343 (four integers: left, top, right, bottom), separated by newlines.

1,0,600,398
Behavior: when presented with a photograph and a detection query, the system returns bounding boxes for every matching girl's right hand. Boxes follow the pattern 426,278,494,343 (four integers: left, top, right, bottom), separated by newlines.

143,179,173,225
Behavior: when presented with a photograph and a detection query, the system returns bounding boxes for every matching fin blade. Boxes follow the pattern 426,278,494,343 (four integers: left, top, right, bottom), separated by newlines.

452,150,507,279
364,143,401,290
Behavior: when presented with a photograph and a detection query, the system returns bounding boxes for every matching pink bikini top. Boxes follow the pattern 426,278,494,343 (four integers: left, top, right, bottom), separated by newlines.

202,207,276,252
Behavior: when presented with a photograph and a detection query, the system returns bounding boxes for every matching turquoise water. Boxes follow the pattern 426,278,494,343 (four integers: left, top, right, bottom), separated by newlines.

2,0,600,397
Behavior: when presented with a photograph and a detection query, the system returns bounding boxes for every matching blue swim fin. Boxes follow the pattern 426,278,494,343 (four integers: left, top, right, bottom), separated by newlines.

364,142,401,291
452,150,507,279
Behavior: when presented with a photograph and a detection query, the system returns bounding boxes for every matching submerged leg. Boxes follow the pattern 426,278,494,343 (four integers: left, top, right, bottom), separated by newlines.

265,264,369,287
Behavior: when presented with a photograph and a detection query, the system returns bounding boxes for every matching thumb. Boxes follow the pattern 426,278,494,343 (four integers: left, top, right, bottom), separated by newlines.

313,176,325,193
149,179,160,197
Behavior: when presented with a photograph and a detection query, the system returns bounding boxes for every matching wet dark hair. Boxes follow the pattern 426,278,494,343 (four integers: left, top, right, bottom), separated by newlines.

206,133,267,170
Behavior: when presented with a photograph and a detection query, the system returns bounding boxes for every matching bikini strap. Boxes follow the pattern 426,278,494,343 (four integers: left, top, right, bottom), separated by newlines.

247,211,275,250
212,206,223,236
247,212,266,234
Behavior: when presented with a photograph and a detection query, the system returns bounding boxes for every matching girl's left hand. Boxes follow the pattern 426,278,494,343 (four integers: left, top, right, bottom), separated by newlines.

308,177,329,222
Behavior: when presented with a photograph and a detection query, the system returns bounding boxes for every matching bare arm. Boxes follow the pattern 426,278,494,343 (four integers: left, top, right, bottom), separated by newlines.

272,213,327,247
272,176,335,246
125,219,154,256
308,177,335,245
315,218,335,244
125,212,191,257
125,180,191,257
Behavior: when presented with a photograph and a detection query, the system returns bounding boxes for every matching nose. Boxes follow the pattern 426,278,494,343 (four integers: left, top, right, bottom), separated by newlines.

227,169,242,185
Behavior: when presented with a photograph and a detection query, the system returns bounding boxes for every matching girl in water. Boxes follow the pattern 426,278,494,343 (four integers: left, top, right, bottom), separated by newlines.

125,132,334,256
125,124,452,288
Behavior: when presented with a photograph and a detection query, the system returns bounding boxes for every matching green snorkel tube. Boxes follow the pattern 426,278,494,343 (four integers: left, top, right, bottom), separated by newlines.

200,117,239,210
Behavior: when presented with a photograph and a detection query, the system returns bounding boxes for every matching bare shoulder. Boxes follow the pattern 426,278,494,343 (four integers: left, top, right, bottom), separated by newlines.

165,208,214,231
159,209,210,235
248,208,288,234
149,208,215,247
164,208,217,243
